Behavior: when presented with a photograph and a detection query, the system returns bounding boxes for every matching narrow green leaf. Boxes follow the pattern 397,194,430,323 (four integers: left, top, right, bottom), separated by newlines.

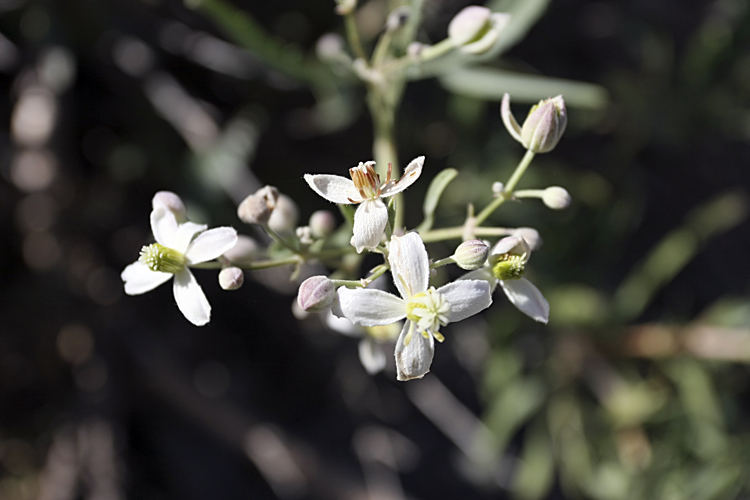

416,168,458,232
512,422,555,500
439,67,609,109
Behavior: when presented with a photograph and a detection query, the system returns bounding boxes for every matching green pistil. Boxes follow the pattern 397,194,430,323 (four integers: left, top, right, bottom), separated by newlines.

491,254,525,281
139,243,186,274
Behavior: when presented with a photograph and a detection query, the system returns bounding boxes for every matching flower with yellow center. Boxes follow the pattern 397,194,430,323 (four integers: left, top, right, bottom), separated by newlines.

121,193,238,326
337,232,493,381
304,156,424,253
461,235,549,323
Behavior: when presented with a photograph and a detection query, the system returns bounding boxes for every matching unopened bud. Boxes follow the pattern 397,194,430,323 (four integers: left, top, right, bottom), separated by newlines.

237,185,279,225
309,210,336,238
223,235,259,265
447,6,510,55
542,186,571,210
453,239,490,270
501,93,567,153
268,194,298,233
297,276,336,312
492,181,504,196
152,191,186,221
219,267,244,290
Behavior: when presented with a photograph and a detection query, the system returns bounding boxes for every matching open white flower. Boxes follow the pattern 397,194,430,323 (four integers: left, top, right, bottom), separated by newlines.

121,204,238,326
338,232,492,381
304,156,424,253
462,236,549,323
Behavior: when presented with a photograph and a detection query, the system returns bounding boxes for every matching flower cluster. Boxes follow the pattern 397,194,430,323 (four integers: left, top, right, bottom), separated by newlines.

121,93,569,381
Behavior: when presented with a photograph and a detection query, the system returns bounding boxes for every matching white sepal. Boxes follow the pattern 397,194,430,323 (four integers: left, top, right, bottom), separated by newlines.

380,156,425,197
337,287,406,327
395,322,435,381
460,267,498,293
500,277,549,323
173,269,211,326
388,232,429,299
437,280,492,323
185,227,238,265
501,93,523,143
150,207,179,247
304,174,361,204
351,199,389,253
121,261,172,295
359,338,387,375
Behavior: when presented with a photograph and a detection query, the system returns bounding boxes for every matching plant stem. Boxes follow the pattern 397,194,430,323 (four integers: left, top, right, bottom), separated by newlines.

475,149,536,226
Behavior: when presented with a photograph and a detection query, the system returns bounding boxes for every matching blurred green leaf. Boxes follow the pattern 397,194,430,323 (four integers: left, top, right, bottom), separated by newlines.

512,422,555,500
614,191,749,321
416,168,458,232
484,377,545,449
439,67,609,108
487,0,552,56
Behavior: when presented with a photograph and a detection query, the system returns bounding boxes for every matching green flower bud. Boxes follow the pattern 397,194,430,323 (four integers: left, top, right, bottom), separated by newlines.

139,243,186,274
219,267,244,290
297,276,336,312
453,239,490,270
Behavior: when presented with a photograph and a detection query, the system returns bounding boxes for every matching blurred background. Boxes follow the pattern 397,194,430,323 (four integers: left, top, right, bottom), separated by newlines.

2,0,750,498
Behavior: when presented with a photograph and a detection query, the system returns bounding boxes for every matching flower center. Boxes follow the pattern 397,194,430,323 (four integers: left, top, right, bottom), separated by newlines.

405,287,450,341
139,243,186,274
490,253,526,280
349,161,392,200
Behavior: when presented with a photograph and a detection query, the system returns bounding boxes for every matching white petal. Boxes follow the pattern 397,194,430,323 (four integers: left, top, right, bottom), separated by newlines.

121,261,172,295
351,199,388,253
501,277,549,323
337,287,406,327
388,232,429,299
150,206,178,246
490,235,524,257
173,269,211,326
438,280,493,323
185,227,238,265
501,93,523,143
359,338,386,374
460,267,499,293
395,322,435,381
380,156,424,197
172,221,208,254
326,312,361,337
304,174,361,204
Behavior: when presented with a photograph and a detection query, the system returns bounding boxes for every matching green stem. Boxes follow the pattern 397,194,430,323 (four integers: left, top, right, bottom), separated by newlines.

344,12,368,61
430,257,456,269
420,226,517,243
475,149,536,226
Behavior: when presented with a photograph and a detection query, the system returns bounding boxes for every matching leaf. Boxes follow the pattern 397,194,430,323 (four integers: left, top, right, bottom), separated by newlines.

416,168,458,232
512,422,555,500
440,67,609,109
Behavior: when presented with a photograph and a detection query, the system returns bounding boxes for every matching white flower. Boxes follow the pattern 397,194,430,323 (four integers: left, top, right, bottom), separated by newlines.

462,236,549,323
121,204,238,326
304,156,425,253
338,232,492,381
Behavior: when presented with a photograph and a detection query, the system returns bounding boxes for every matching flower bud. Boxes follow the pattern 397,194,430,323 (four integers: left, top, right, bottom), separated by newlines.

501,93,567,153
223,235,259,265
309,210,336,238
316,33,345,62
297,276,336,312
268,194,298,233
237,185,279,225
152,191,186,221
219,267,244,290
492,181,504,196
296,226,313,245
447,6,510,55
542,186,571,210
453,239,489,270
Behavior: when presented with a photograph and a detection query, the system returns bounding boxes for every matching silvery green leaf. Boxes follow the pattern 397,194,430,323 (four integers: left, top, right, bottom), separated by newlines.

416,168,458,232
440,67,609,109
